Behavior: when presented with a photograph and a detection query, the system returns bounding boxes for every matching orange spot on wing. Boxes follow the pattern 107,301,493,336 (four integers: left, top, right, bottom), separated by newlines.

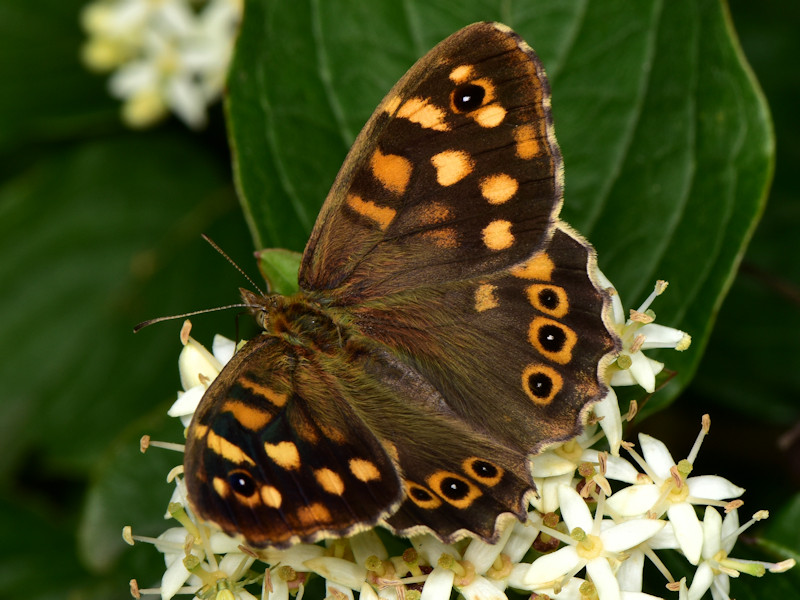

480,173,518,205
482,220,514,250
295,502,332,526
370,148,412,195
511,252,555,281
397,97,450,131
347,194,397,231
222,400,272,431
473,103,506,128
349,458,381,482
474,283,498,312
449,64,475,83
261,485,282,508
422,227,459,249
514,124,540,159
431,150,474,186
314,468,345,495
264,441,301,470
206,430,255,465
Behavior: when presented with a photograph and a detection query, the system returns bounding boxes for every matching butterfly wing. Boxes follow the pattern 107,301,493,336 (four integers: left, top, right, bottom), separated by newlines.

299,22,563,299
184,336,404,548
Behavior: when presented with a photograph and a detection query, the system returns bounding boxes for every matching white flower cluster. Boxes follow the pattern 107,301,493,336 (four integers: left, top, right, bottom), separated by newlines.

126,282,793,600
81,0,242,128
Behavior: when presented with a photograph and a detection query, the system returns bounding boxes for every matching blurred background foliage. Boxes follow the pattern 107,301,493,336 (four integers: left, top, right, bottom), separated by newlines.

0,1,797,598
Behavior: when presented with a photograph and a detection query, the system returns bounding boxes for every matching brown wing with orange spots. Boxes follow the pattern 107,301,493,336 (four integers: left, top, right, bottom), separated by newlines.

299,22,563,301
183,335,404,548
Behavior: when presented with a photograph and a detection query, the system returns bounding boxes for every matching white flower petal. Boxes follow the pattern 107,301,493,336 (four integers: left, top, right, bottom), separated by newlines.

668,503,703,564
687,562,714,600
592,389,623,455
267,574,289,600
178,338,222,390
649,521,680,549
503,514,541,562
558,485,593,532
212,334,236,364
525,546,580,585
604,455,642,484
628,351,657,393
595,269,624,323
720,508,740,553
218,552,254,576
531,473,573,513
260,543,325,571
463,522,513,574
160,552,192,600
459,575,507,600
610,369,639,387
601,519,665,552
168,385,204,418
586,558,621,600
349,529,388,564
326,580,354,599
701,505,723,559
710,574,730,600
638,434,676,481
305,557,367,590
616,548,645,592
687,475,745,501
207,531,244,554
411,534,460,565
506,563,536,591
420,566,455,600
638,323,687,349
531,451,578,477
607,484,660,516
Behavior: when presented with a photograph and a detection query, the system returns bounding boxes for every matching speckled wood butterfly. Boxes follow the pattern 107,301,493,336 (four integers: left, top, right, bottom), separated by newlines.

184,22,619,549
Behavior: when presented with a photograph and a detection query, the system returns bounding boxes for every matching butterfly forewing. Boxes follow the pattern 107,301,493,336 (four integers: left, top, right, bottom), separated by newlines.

300,22,563,299
184,336,404,547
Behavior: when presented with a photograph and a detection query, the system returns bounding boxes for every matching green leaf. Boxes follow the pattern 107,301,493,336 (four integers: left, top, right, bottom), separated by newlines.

227,0,772,410
0,0,121,158
257,248,302,295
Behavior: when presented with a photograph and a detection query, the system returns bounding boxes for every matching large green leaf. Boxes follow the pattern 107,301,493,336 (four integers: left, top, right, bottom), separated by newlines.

227,0,772,411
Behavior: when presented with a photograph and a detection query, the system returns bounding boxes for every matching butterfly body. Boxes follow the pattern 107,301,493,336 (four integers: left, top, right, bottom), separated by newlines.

184,22,619,549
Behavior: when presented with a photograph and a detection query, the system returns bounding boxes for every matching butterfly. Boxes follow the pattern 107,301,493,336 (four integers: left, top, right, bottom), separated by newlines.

183,21,619,549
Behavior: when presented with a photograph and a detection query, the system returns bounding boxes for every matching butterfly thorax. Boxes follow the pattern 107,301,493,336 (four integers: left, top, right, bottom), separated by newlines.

241,288,346,354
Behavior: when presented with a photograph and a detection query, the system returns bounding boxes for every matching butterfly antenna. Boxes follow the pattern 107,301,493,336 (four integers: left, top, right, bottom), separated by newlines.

133,304,255,333
201,234,267,295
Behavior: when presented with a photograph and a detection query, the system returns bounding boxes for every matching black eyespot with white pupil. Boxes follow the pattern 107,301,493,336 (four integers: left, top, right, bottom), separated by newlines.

471,460,498,479
538,324,567,352
528,372,553,399
453,83,485,112
410,486,434,502
228,471,256,497
538,288,560,310
438,476,471,500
